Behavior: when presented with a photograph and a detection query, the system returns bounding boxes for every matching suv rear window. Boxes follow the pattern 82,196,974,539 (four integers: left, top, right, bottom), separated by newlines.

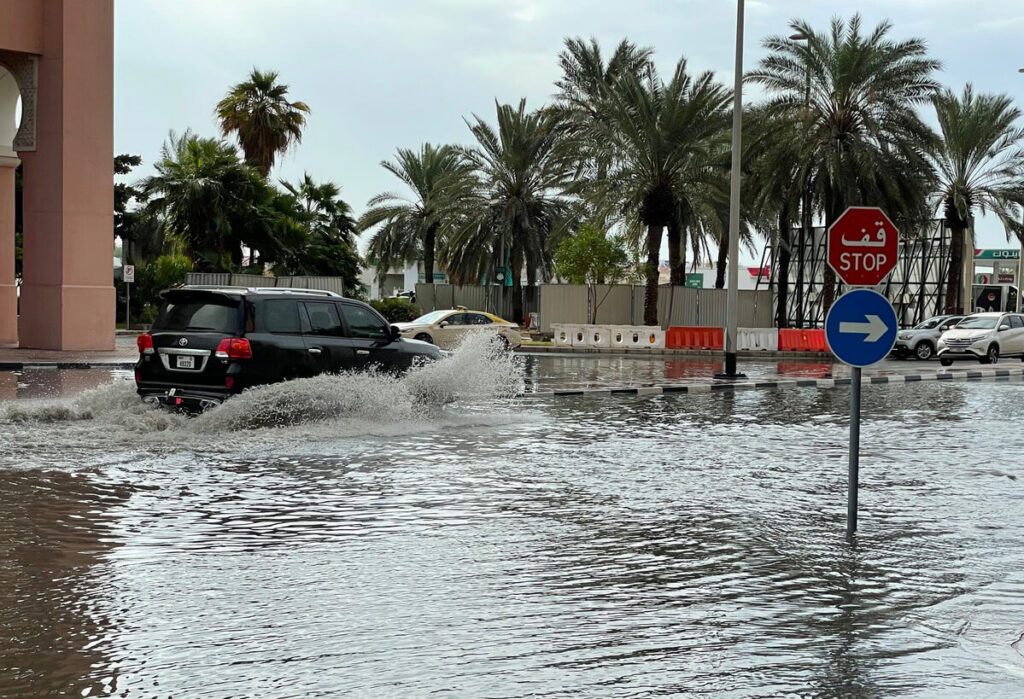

153,296,240,333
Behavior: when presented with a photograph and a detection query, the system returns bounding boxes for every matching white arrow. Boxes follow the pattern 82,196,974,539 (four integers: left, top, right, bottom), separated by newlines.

839,315,888,342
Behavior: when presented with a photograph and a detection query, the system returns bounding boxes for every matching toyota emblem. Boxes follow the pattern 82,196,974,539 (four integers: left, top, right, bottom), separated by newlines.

177,338,188,347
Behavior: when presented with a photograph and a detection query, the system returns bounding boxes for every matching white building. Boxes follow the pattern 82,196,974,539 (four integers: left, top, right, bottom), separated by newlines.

361,262,449,300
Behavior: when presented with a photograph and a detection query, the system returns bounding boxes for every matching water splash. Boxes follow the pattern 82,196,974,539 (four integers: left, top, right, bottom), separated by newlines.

0,334,524,463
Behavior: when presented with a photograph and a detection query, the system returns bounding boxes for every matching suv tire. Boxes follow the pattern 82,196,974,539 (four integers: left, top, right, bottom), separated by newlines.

415,333,433,344
914,341,935,361
940,357,953,367
982,345,999,364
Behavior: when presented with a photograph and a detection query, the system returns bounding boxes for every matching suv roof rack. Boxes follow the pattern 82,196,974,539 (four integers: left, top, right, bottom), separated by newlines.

249,287,342,298
177,285,342,298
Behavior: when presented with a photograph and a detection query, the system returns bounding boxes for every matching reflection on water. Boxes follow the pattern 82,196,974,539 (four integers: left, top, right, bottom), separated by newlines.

0,368,131,401
2,345,1024,695
0,470,130,697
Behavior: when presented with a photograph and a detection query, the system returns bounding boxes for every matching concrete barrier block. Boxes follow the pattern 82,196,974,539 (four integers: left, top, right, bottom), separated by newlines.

586,325,612,348
552,324,572,348
737,328,778,352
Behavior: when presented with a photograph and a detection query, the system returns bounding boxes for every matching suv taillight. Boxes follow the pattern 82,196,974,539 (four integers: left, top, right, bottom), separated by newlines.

137,333,154,355
215,338,252,359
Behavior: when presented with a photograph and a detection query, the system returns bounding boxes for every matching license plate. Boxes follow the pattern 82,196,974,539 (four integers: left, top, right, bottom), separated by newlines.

176,355,195,369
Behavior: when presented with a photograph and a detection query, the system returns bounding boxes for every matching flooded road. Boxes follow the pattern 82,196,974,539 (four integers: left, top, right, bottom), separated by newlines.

2,344,1024,696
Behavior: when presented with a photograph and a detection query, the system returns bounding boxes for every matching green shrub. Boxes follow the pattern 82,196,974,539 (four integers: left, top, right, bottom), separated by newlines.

136,305,158,326
370,298,421,322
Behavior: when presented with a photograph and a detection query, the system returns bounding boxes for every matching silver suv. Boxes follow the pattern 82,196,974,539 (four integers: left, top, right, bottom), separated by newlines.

937,312,1024,365
893,315,964,360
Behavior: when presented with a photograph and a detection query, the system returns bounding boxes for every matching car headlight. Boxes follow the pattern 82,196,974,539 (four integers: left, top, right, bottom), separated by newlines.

898,333,912,340
973,334,993,344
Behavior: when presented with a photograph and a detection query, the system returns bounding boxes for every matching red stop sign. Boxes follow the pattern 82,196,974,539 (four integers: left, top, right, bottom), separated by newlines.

827,206,899,286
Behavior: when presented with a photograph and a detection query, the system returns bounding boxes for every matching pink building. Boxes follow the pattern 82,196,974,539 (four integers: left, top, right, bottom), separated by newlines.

0,0,114,350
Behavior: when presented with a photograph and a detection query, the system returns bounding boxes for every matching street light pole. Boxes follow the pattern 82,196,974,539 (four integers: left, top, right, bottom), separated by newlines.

719,0,746,379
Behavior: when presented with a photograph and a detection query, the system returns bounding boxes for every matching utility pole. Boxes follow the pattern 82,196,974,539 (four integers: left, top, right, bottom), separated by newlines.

718,0,746,379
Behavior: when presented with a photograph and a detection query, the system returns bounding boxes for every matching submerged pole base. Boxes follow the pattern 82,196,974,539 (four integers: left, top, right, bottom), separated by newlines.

714,352,747,380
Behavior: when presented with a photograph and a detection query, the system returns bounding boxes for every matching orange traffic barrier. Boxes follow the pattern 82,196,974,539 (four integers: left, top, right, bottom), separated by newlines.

666,326,724,350
778,328,827,352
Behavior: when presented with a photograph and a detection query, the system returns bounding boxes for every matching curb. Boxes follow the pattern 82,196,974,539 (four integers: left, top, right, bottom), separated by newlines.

515,346,833,359
523,366,1024,398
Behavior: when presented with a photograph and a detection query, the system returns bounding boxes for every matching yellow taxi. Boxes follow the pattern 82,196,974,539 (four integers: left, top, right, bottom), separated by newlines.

393,307,522,350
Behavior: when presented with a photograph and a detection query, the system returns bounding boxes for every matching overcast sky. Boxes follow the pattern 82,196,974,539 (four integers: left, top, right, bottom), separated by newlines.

115,0,1024,264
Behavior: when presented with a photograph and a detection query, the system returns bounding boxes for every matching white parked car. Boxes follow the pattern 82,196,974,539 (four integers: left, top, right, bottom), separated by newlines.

893,314,964,360
937,312,1024,365
392,308,522,350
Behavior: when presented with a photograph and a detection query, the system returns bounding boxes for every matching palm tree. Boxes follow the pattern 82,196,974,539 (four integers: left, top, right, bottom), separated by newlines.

276,173,361,284
358,143,477,287
283,173,357,247
555,38,653,257
453,99,573,322
216,68,310,178
929,85,1024,313
141,130,276,271
744,107,809,326
593,60,731,325
750,16,940,312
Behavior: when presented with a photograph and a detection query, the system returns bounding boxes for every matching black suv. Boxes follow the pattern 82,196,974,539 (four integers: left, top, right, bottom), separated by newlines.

135,286,441,410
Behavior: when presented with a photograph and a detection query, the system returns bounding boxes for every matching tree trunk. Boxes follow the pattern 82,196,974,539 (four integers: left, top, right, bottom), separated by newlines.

423,224,436,285
776,206,790,328
946,223,965,315
668,217,683,286
643,223,663,326
511,251,524,323
715,234,728,289
822,192,839,316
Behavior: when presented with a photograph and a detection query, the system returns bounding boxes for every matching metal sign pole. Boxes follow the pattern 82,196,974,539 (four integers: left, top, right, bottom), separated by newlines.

126,280,131,332
847,366,861,539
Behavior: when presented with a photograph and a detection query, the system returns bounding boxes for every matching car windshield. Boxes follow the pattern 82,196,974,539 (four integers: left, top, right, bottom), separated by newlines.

956,316,999,329
913,317,944,329
412,311,449,324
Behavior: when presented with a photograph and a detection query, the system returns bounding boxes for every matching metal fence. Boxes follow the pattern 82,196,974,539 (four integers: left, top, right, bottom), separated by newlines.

762,220,956,328
185,273,348,296
415,284,539,322
417,283,773,331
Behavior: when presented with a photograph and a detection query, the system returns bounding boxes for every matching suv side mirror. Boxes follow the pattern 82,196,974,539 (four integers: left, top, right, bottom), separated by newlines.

999,324,1011,332
389,325,402,342
439,321,448,328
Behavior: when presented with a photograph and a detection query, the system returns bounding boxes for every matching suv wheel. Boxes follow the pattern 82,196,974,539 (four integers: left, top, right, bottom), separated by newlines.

914,341,934,361
982,345,999,364
414,333,433,344
940,357,953,367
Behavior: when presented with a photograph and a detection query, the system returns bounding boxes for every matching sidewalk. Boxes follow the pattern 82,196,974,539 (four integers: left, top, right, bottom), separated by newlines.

0,335,138,369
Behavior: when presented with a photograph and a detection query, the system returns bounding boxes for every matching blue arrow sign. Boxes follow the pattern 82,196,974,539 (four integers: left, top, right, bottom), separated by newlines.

825,289,898,367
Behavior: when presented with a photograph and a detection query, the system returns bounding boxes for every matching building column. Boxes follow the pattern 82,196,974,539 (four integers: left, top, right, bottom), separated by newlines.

17,0,113,350
0,157,15,344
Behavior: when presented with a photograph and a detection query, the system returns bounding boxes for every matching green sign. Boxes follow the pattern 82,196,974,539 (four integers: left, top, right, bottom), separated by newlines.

685,273,703,288
974,248,1020,260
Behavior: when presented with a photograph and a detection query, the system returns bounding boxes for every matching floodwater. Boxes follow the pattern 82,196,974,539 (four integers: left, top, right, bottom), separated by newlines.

2,339,1024,696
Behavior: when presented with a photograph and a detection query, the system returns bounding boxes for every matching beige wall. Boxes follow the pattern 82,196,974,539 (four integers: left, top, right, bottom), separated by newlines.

14,0,114,350
0,0,43,55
